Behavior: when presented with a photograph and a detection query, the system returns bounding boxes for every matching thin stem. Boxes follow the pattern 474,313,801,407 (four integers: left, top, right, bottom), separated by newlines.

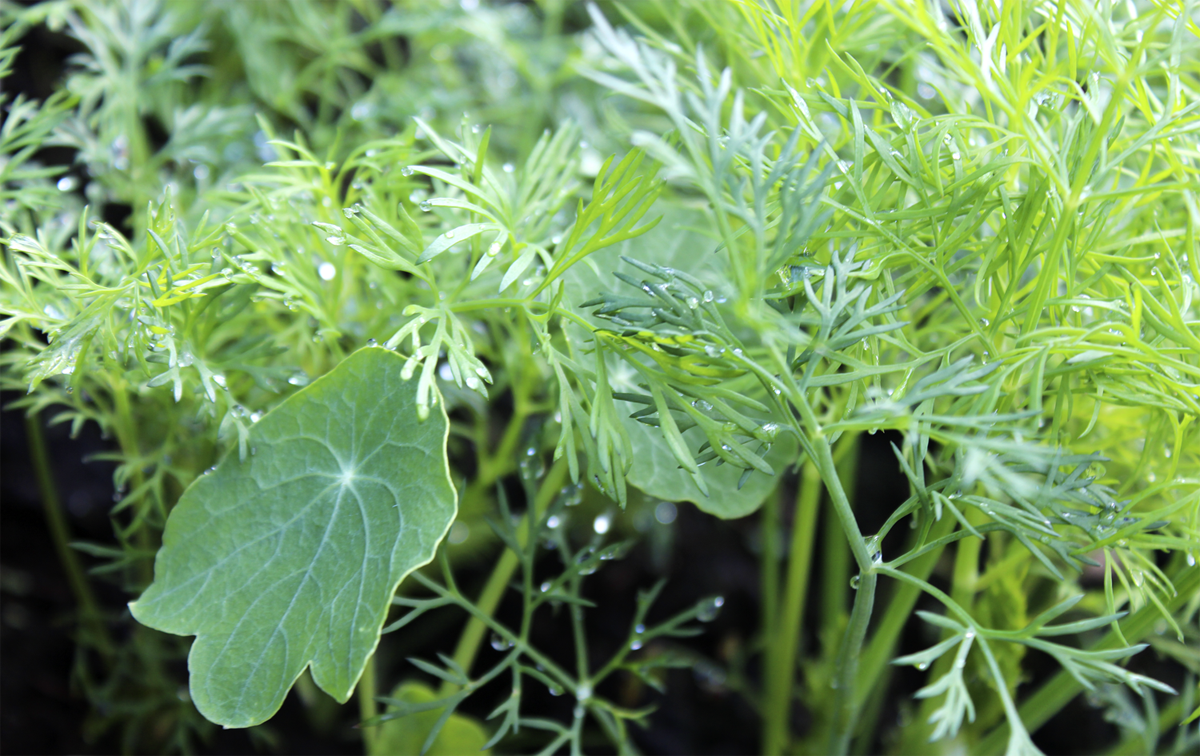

975,564,1200,755
853,514,956,715
416,572,577,694
441,457,569,694
763,456,821,755
26,412,115,661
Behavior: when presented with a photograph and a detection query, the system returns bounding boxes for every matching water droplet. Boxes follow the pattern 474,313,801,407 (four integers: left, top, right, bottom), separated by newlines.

850,575,861,590
546,515,561,529
490,633,514,651
57,176,77,192
593,513,612,534
401,166,415,177
288,372,309,386
630,639,643,651
419,200,433,212
654,501,677,524
703,290,714,303
547,683,563,696
325,235,345,246
540,581,552,593
520,447,546,480
502,162,515,173
444,229,455,240
917,661,929,671
488,241,502,256
318,262,337,281
697,596,724,622
692,399,714,412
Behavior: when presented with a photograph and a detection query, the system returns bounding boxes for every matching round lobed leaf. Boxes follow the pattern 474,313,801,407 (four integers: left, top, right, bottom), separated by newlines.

130,347,457,728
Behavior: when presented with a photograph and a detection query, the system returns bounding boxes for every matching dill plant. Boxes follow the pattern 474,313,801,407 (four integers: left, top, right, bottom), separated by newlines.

2,1,1198,755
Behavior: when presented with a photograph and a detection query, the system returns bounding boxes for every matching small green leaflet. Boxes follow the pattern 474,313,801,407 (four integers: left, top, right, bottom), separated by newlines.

130,347,457,728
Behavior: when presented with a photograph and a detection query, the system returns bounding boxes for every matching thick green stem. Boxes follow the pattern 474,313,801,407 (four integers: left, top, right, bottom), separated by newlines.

440,456,568,695
976,565,1200,755
763,458,822,755
358,653,378,753
829,570,877,754
27,412,114,660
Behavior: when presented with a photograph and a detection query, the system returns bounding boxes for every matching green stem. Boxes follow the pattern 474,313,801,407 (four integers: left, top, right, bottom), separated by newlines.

26,412,114,660
976,564,1200,755
829,570,877,755
820,494,851,654
358,653,378,753
440,456,568,694
852,514,956,727
763,457,822,755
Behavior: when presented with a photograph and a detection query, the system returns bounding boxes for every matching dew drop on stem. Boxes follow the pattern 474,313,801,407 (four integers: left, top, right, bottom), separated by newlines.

490,633,514,651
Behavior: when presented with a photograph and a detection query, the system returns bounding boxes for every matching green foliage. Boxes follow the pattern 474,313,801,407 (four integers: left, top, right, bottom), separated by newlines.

130,347,457,728
372,681,490,756
2,0,1198,753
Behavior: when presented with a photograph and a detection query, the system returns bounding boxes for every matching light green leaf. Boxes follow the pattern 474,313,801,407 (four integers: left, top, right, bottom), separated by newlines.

370,681,490,756
130,347,457,728
621,411,796,518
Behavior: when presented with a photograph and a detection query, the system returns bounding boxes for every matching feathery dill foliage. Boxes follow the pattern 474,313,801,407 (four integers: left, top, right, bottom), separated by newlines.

1,0,1197,754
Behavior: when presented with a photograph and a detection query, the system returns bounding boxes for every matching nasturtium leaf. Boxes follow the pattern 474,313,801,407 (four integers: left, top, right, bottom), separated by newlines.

130,347,457,728
370,681,490,756
621,412,798,519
